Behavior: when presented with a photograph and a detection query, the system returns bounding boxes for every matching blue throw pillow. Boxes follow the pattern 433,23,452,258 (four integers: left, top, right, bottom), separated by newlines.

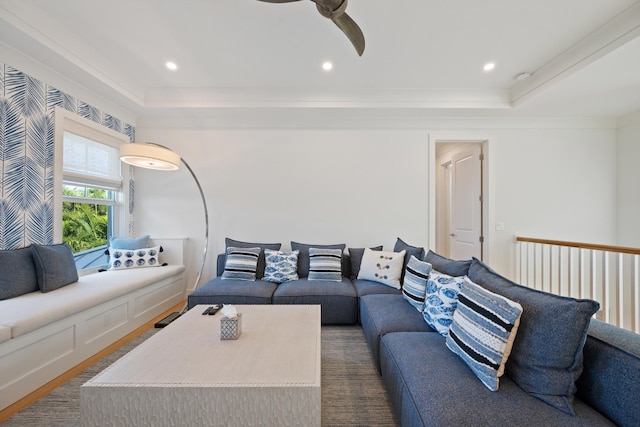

226,238,281,279
393,238,425,281
31,243,79,293
109,235,149,249
308,247,343,282
221,246,261,281
263,249,299,283
0,247,38,300
446,277,523,392
468,258,599,415
401,256,433,311
421,270,464,335
424,250,471,277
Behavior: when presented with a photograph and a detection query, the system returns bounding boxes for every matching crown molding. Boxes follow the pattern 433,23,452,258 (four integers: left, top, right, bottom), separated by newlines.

511,2,640,106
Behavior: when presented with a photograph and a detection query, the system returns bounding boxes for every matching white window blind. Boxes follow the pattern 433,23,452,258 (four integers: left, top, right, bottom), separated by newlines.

63,131,122,189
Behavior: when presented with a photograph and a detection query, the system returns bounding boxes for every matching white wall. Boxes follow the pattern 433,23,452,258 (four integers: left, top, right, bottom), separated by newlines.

616,111,640,246
132,129,430,285
134,122,618,284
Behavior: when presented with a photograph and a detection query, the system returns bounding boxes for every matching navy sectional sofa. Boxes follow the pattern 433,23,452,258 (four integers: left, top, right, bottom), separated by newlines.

189,246,640,426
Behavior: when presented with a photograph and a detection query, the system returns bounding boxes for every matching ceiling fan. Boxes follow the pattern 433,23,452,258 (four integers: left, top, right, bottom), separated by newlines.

257,0,365,56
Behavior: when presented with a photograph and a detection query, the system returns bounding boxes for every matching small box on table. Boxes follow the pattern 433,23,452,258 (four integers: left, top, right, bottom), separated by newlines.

220,314,242,340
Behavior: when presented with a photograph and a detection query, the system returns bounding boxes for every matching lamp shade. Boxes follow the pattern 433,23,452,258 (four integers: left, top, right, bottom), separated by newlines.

120,143,181,171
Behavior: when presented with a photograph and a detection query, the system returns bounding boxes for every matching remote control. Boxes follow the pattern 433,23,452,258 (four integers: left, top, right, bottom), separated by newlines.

208,304,221,315
202,306,213,315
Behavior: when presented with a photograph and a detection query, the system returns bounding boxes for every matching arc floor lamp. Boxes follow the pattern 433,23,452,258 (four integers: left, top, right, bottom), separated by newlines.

120,142,209,326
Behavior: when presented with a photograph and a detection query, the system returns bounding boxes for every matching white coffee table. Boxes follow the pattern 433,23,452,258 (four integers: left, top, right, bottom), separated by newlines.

81,304,321,426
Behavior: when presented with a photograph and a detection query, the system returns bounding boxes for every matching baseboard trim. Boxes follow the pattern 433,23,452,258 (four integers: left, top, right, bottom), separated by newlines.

0,300,185,423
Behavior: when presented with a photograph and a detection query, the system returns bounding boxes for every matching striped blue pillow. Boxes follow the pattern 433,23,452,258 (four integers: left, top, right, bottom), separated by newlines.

446,277,523,391
308,247,343,281
221,246,261,281
402,256,433,311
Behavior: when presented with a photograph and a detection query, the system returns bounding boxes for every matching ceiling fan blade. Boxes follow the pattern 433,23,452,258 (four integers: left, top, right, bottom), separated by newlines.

256,0,303,3
332,12,365,56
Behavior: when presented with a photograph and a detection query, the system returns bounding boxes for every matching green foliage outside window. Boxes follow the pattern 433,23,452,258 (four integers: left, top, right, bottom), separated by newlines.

62,186,110,253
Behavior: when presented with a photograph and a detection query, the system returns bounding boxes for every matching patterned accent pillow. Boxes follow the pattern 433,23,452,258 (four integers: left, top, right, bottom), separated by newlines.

263,249,299,283
308,248,343,281
109,245,161,270
402,256,433,311
446,277,523,392
221,247,261,281
357,248,406,289
422,270,464,336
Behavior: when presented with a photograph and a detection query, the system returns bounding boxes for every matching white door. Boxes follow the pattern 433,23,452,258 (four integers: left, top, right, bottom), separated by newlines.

450,145,483,260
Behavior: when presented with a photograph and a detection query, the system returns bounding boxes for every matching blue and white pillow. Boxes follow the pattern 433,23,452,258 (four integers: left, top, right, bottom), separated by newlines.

263,249,299,283
446,277,523,392
221,247,261,281
308,247,343,281
422,270,464,336
402,256,433,311
109,245,161,270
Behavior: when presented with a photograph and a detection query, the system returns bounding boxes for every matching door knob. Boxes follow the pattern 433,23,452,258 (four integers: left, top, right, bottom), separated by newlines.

449,233,456,237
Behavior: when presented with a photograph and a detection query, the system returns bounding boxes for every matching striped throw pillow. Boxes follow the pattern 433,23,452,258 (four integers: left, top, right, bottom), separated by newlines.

221,246,261,281
308,247,343,281
402,256,433,311
446,277,523,391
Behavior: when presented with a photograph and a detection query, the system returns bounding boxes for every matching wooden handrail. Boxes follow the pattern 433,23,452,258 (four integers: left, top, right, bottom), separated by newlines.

516,236,640,256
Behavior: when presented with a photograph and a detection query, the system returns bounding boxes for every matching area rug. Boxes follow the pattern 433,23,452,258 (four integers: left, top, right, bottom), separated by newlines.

3,325,397,426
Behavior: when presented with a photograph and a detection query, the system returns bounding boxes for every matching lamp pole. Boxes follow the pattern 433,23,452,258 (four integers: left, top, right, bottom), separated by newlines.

121,142,209,324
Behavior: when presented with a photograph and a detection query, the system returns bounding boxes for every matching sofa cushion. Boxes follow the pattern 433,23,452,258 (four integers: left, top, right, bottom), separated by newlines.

358,294,434,371
424,250,471,277
380,332,614,427
108,245,161,270
401,256,432,311
577,319,640,427
353,279,402,297
357,248,406,289
469,258,600,415
446,277,523,391
188,276,277,307
0,265,185,338
31,243,79,293
262,249,299,283
393,238,425,281
422,270,464,336
291,241,346,278
272,277,357,325
308,247,343,281
225,238,281,279
0,247,38,300
348,246,382,279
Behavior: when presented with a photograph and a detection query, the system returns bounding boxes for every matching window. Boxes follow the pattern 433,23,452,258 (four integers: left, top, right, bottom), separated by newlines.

62,131,123,270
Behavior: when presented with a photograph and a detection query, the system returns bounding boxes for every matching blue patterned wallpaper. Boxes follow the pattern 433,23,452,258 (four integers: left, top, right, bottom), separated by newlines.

0,63,135,250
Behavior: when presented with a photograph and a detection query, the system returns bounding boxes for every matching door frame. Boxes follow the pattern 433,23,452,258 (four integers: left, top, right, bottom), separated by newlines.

428,133,493,264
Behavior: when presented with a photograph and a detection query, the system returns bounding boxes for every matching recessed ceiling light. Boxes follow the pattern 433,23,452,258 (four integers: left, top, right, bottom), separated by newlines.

165,61,178,71
322,62,333,71
483,62,495,72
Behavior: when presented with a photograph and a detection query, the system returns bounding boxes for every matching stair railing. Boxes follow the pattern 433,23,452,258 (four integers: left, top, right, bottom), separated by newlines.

515,236,640,333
